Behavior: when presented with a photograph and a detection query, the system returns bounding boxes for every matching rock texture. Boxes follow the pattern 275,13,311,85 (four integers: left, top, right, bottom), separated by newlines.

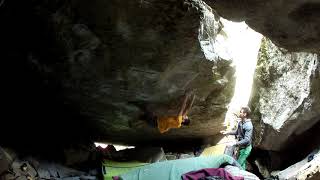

252,38,320,151
2,2,320,178
2,0,235,146
249,38,320,174
271,148,320,180
205,0,320,53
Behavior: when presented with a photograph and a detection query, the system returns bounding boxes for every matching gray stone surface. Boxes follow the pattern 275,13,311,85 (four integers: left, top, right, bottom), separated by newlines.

251,38,320,151
2,1,320,168
205,0,320,52
5,0,234,145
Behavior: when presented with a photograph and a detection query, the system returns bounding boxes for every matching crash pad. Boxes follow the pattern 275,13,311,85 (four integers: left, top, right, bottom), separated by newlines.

118,154,238,180
102,160,148,180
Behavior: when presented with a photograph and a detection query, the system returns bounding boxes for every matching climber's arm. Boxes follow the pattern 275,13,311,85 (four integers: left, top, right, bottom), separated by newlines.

182,94,195,116
178,94,189,116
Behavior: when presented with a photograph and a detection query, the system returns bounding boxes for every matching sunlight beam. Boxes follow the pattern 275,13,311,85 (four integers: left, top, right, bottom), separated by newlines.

221,19,262,129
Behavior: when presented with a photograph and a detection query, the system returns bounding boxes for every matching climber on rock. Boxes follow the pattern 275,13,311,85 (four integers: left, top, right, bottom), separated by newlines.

135,92,195,134
156,92,195,133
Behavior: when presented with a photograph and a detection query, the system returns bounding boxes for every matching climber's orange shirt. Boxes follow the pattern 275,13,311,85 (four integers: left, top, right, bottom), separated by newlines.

157,115,183,133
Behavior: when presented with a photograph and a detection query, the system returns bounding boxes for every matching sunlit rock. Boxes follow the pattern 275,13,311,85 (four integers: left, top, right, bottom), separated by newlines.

251,38,320,151
204,0,320,52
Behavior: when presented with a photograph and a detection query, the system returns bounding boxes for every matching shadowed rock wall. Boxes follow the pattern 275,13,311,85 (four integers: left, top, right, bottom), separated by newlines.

2,0,235,146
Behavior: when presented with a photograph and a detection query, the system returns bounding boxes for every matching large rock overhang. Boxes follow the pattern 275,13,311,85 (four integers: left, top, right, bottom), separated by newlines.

205,0,320,53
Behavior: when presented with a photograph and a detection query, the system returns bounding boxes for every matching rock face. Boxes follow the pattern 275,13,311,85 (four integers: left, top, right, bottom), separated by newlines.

2,1,320,174
271,148,320,180
250,38,320,172
2,0,235,146
252,38,320,151
205,0,320,52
